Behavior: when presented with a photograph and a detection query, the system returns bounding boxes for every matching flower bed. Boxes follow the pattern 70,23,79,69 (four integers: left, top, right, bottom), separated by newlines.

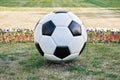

87,28,120,43
0,28,34,43
0,28,120,44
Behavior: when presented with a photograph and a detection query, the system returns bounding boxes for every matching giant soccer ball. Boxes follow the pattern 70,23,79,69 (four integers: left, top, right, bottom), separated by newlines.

34,11,87,62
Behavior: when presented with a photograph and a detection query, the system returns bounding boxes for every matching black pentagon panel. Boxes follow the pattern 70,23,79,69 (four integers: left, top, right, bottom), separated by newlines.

54,47,70,59
35,43,44,56
68,21,82,36
79,42,87,55
54,10,68,14
42,20,56,36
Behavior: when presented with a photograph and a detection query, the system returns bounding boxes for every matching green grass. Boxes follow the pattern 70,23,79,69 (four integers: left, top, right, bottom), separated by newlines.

0,43,120,80
0,0,120,8
86,0,120,8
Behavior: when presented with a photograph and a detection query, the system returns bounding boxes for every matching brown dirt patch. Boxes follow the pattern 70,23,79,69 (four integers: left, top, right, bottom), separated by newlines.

0,8,120,29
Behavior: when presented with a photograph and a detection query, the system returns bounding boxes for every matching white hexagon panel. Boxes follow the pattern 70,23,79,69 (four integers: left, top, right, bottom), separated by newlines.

68,36,85,54
39,12,55,24
39,36,56,55
34,23,42,43
68,12,82,25
52,27,73,46
63,53,79,61
44,54,61,61
51,11,72,26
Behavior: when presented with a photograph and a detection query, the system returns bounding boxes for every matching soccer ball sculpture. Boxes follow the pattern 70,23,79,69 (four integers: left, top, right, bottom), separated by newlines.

34,11,87,62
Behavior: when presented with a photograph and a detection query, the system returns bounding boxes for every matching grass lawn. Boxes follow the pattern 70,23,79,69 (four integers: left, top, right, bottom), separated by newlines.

0,43,120,80
0,0,120,8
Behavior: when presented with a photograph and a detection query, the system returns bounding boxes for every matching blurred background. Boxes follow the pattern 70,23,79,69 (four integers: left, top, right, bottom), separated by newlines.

0,0,120,29
0,0,119,7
